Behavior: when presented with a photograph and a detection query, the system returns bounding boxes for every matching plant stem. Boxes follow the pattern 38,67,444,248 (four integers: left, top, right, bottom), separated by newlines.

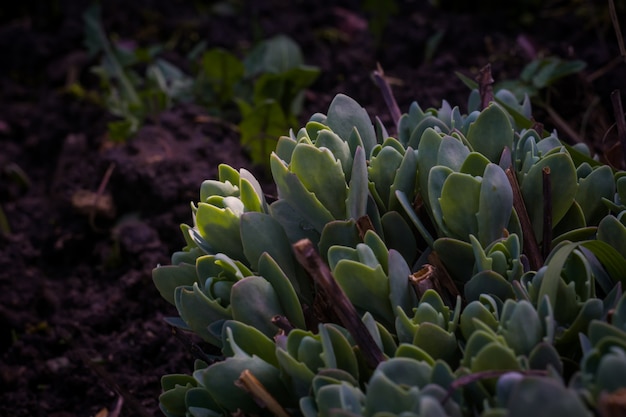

476,64,494,110
372,63,402,129
236,370,290,417
272,315,295,334
292,239,385,369
410,252,461,308
611,90,626,170
542,167,553,259
505,168,543,270
608,0,626,63
356,215,375,240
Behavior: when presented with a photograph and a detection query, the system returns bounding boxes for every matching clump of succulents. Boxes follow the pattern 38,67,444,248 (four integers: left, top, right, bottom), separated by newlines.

152,68,626,417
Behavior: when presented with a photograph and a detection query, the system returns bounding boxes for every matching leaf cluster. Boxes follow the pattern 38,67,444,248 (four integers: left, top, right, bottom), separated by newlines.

152,80,626,416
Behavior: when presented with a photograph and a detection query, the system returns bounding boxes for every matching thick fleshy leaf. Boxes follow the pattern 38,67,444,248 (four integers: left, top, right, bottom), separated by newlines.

239,176,263,213
196,202,245,261
230,276,283,337
477,163,513,246
346,146,368,220
369,146,404,210
199,179,238,203
319,220,360,263
465,270,515,302
258,252,306,329
221,320,278,367
437,135,470,171
520,151,578,240
408,115,450,149
291,143,348,219
270,154,334,233
505,377,592,417
597,215,626,259
241,212,294,272
433,237,475,282
428,166,455,237
413,323,458,364
381,211,418,265
326,94,377,156
439,172,481,241
499,300,543,355
194,353,289,413
417,128,444,210
315,129,353,179
466,103,514,163
269,199,321,245
388,249,418,316
175,284,231,346
389,148,418,212
153,263,198,305
333,260,395,327
459,300,499,341
576,165,615,226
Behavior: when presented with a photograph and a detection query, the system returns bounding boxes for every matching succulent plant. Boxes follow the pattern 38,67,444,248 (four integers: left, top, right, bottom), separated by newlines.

153,72,626,417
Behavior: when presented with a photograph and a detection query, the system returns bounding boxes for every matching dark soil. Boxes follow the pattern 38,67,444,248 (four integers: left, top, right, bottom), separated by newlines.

0,1,624,416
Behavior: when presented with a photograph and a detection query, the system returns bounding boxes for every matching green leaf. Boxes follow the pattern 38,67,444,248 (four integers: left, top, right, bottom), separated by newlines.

369,146,404,211
326,94,377,157
238,99,289,166
153,263,198,305
221,320,279,367
333,260,395,328
597,215,626,259
258,252,306,329
477,164,513,246
381,211,418,265
346,146,368,220
439,172,481,241
576,165,615,226
291,143,348,219
466,103,514,163
505,377,592,417
316,129,353,179
196,202,245,261
581,240,626,287
520,151,578,240
175,284,231,346
230,276,282,337
241,212,294,271
413,323,458,364
197,48,244,104
389,148,418,212
195,350,289,413
270,154,334,234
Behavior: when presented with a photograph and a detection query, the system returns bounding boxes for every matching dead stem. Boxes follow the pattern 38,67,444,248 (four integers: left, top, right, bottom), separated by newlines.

236,370,291,417
292,239,385,369
542,167,553,259
372,63,402,130
608,0,626,63
356,215,376,240
505,168,543,270
476,64,494,110
271,315,295,334
89,162,116,232
610,90,626,170
410,252,461,308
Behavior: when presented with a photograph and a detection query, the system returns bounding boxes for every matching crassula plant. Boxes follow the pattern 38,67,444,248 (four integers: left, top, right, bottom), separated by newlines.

152,66,626,417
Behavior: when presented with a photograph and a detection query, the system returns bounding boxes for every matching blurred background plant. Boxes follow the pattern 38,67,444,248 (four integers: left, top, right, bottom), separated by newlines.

75,3,319,168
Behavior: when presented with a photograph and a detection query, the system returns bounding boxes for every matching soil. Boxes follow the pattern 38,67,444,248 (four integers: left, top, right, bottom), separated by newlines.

0,1,624,416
